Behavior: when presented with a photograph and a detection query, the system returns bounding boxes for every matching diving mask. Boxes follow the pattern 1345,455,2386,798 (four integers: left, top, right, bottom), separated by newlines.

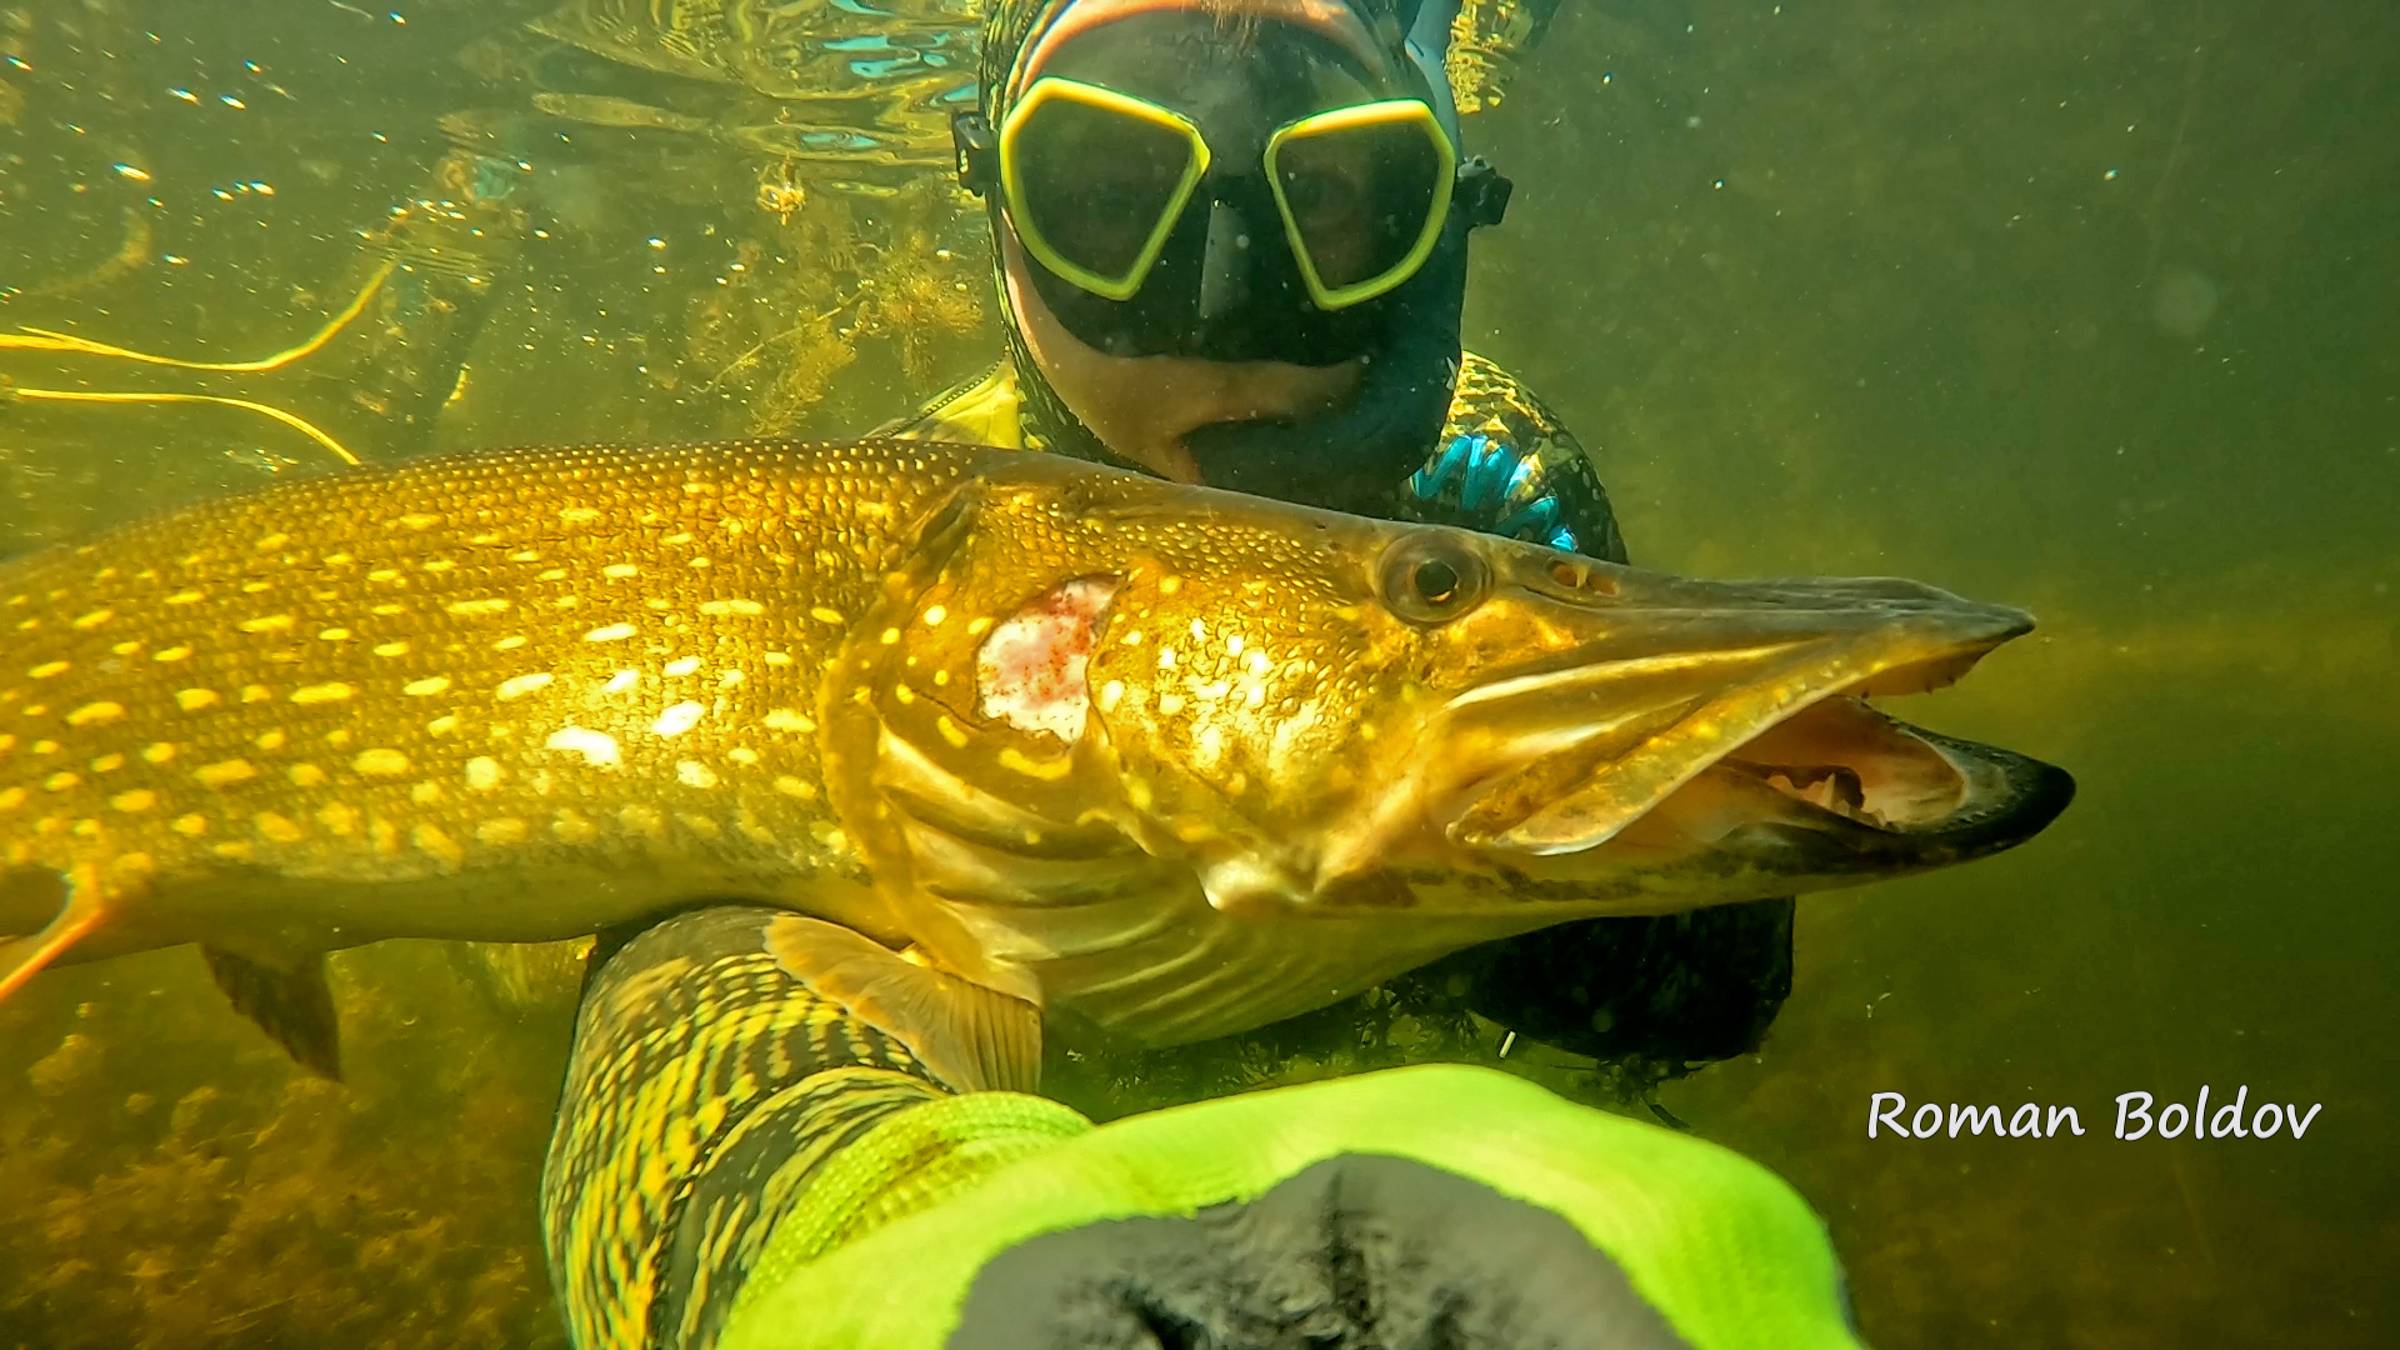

958,76,1497,312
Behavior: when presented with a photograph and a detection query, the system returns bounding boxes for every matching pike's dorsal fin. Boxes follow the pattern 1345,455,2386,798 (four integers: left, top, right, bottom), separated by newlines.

201,946,342,1080
761,916,1040,1094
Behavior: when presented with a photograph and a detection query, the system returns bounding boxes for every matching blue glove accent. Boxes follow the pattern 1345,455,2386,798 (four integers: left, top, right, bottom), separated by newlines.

1409,433,1581,554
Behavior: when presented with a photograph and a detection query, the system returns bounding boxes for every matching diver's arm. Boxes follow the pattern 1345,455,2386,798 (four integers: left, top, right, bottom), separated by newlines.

1399,350,1629,564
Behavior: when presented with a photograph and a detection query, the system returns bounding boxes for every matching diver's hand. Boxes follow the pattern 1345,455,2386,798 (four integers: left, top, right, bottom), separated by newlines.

949,1152,1688,1349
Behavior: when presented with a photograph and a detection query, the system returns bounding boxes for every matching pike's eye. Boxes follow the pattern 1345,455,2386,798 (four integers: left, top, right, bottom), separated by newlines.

1378,532,1491,625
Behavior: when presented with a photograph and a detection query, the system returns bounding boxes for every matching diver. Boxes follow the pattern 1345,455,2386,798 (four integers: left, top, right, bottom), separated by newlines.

878,0,1796,1091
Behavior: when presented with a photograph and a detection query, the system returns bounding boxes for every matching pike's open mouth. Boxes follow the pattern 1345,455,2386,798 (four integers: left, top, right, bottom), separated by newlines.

1449,634,2073,864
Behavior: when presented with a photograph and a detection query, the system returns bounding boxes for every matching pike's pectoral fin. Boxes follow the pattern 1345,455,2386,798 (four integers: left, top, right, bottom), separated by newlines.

0,865,107,1003
762,915,1040,1095
200,945,342,1080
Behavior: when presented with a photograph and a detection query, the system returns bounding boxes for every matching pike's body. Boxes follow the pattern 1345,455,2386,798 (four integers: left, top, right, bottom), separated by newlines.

0,443,936,955
0,439,2070,1072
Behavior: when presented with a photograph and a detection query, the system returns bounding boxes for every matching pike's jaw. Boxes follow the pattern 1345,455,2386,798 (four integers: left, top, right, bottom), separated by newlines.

1439,649,2069,864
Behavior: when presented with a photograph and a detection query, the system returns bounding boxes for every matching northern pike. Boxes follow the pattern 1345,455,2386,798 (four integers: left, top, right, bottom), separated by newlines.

0,440,2070,1082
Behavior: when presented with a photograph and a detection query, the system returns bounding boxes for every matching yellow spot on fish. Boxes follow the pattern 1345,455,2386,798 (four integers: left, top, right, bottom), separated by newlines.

111,789,157,813
212,840,255,862
194,759,257,787
1159,576,1183,595
446,597,511,617
773,775,816,800
496,673,554,701
317,627,352,643
353,748,412,777
66,702,125,728
809,606,845,626
255,730,287,752
241,685,273,703
493,635,529,652
142,743,176,764
414,822,465,866
110,640,142,657
90,753,125,774
546,727,621,768
166,590,205,606
403,676,452,698
560,507,601,525
602,563,639,579
171,813,209,836
426,715,460,737
676,760,719,790
509,549,542,563
28,661,69,679
397,512,441,531
603,669,638,694
879,627,900,646
421,559,457,574
238,614,295,634
256,812,305,844
922,605,949,626
476,817,529,846
72,608,114,630
154,646,192,663
327,728,354,748
373,640,411,658
317,803,359,836
291,682,354,705
1000,748,1073,781
698,598,765,617
809,822,846,851
763,708,815,734
664,656,701,677
411,781,444,806
936,714,969,748
727,746,760,767
653,702,704,737
552,809,599,845
290,763,327,788
1098,680,1126,713
256,531,291,551
371,603,405,618
464,757,503,792
585,622,638,643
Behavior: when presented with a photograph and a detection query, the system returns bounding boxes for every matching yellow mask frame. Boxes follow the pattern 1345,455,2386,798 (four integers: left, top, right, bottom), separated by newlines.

997,77,1457,311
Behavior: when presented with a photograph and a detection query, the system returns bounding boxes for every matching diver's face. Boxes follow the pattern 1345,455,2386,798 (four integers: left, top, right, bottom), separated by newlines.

1000,1,1409,479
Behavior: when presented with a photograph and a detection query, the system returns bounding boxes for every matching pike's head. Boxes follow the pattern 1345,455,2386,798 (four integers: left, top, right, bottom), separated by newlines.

827,455,2072,1012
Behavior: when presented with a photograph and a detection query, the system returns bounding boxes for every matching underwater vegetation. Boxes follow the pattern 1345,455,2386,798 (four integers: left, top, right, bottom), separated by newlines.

0,945,574,1350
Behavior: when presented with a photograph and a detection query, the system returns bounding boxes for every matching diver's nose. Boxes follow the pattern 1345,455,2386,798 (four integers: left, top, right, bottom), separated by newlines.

1197,200,1251,321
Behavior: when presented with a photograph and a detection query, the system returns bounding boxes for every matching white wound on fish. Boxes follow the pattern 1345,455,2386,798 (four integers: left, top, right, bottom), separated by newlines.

976,577,1117,742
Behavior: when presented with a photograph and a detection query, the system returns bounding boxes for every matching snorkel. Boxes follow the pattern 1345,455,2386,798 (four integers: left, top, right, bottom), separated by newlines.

960,0,1508,507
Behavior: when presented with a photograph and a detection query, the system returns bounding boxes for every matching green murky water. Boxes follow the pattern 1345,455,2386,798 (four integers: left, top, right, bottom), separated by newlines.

2,1,2392,1346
